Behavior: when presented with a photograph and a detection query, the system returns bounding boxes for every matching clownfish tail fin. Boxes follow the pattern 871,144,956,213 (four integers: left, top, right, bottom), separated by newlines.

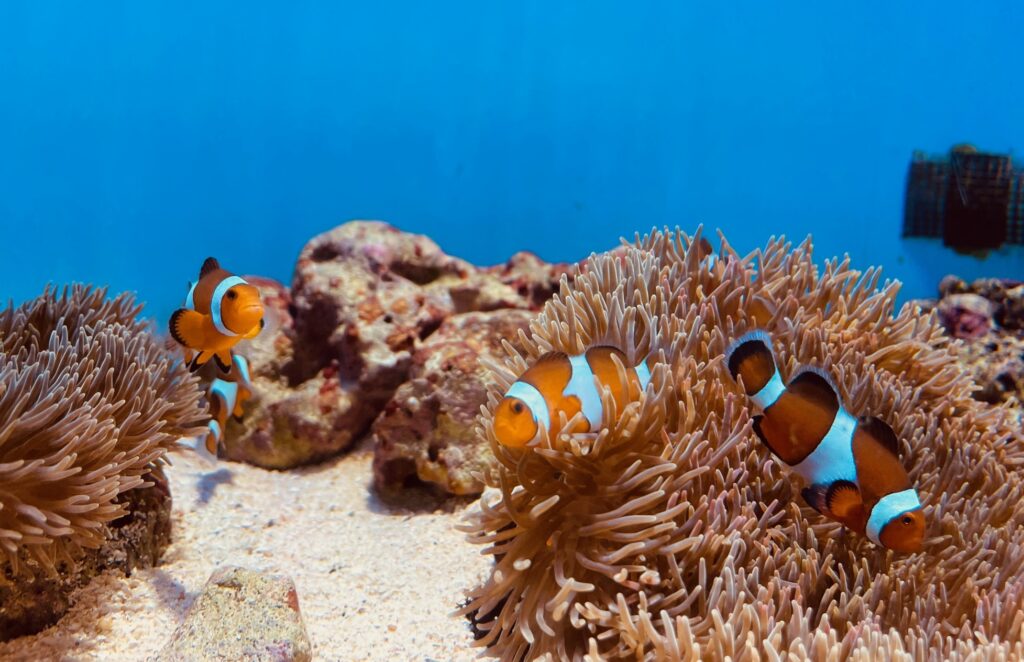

725,329,777,396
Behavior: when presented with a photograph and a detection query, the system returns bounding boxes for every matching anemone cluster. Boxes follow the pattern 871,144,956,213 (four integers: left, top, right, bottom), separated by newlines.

0,286,206,578
461,229,1024,660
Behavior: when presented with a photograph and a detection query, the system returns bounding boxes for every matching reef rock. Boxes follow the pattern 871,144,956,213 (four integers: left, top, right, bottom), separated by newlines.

932,276,1024,409
157,566,311,662
221,221,571,471
0,470,172,641
220,277,369,468
372,310,536,496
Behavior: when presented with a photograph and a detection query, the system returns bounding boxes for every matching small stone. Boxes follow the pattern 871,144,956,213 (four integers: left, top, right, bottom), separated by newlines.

157,566,311,662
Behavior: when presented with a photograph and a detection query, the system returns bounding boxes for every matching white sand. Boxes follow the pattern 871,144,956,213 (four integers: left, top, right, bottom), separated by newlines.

0,443,492,662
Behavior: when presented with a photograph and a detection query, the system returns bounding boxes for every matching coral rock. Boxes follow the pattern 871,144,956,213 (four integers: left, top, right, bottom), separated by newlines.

932,277,1024,410
372,310,536,496
936,293,997,339
157,566,311,662
220,278,364,468
0,469,172,641
221,221,570,470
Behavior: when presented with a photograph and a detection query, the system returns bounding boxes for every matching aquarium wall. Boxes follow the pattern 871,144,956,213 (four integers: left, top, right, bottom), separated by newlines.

1,2,1021,322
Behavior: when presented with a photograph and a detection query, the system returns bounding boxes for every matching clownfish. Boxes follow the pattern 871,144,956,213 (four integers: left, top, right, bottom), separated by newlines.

182,354,254,463
493,347,653,448
169,258,265,372
725,330,925,553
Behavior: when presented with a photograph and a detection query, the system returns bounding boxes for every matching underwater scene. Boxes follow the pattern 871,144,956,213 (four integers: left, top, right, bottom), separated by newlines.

2,3,1024,661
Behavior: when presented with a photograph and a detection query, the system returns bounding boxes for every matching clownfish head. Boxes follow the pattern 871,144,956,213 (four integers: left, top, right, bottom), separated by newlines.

493,397,540,448
878,507,925,553
219,281,265,335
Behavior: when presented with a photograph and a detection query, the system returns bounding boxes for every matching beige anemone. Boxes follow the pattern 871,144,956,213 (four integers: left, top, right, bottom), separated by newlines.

0,286,206,577
461,229,1023,660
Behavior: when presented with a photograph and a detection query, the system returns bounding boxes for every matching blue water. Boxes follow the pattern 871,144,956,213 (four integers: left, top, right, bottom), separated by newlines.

1,2,1022,324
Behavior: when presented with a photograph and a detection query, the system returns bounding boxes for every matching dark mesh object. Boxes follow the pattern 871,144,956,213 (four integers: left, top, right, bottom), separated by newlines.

943,152,1012,250
1008,173,1024,245
902,154,947,238
902,148,1022,247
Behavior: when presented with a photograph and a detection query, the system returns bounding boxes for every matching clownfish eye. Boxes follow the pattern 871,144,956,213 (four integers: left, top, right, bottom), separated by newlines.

901,515,913,525
512,401,524,414
226,289,238,300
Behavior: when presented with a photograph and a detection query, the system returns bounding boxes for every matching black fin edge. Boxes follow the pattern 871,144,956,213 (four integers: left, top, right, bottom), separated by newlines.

801,484,829,515
168,309,189,347
213,352,232,374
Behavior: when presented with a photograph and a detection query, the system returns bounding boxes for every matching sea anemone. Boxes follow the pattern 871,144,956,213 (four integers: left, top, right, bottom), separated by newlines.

0,286,206,577
461,229,1024,660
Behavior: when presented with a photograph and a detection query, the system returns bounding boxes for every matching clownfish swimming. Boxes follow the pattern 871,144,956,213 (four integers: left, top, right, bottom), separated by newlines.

725,330,925,553
181,354,254,463
169,258,265,372
493,346,654,448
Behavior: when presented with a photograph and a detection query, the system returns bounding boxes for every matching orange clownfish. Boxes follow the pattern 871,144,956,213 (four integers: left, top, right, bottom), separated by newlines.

493,346,653,448
181,353,254,463
725,330,925,553
169,258,265,372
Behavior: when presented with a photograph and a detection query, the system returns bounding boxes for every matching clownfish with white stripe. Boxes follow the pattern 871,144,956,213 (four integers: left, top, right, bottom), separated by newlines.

493,347,654,448
181,354,254,463
725,330,926,553
169,258,265,372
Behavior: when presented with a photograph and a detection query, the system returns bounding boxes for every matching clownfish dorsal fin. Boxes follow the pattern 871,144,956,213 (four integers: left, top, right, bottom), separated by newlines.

801,484,830,515
787,367,841,410
750,414,787,461
825,480,862,519
200,257,221,279
859,415,901,457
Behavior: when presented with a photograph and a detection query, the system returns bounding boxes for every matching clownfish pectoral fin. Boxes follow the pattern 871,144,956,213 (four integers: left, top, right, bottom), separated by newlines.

801,484,830,515
825,480,863,520
213,350,233,374
858,415,901,457
751,415,787,462
169,309,207,349
200,257,221,278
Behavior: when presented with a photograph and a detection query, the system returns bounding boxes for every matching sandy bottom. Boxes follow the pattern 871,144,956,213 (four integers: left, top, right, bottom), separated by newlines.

0,443,492,662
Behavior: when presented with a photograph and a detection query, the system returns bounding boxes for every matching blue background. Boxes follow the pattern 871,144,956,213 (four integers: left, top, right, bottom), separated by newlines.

1,2,1022,323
